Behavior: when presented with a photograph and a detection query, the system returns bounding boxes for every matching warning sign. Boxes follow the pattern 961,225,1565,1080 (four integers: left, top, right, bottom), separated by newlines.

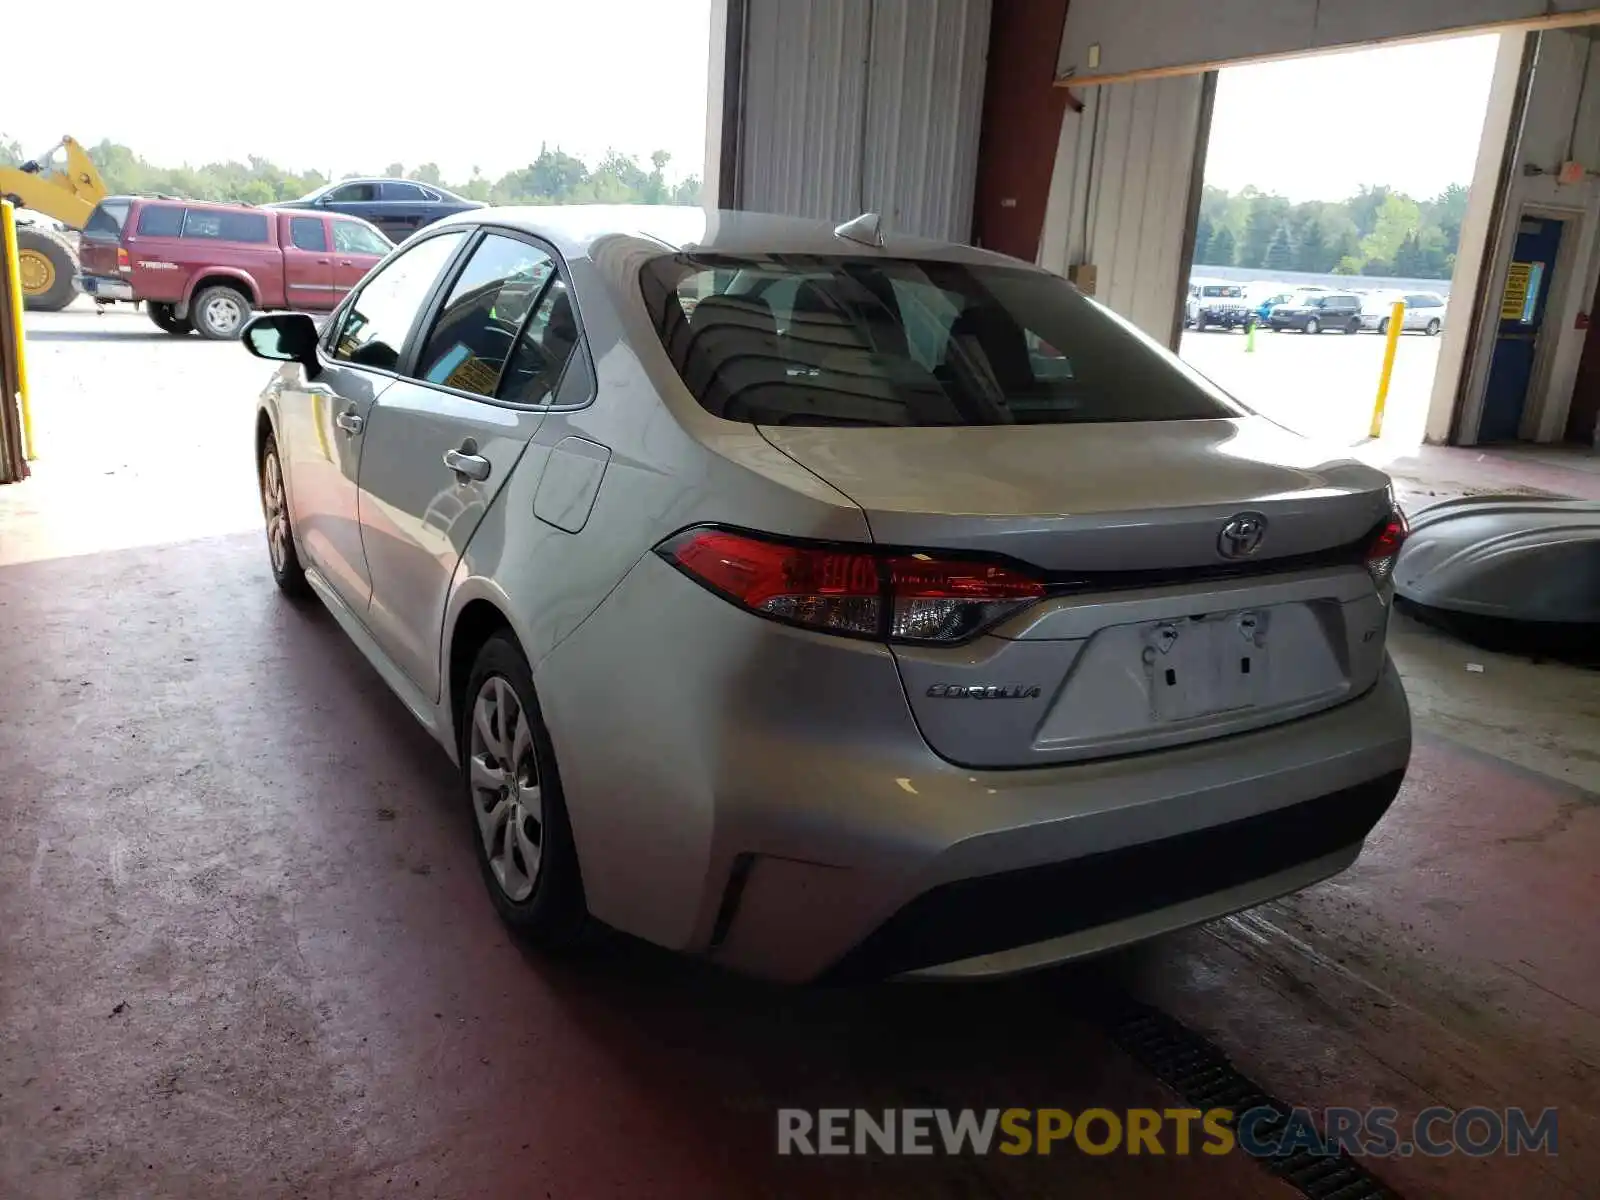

1501,262,1533,321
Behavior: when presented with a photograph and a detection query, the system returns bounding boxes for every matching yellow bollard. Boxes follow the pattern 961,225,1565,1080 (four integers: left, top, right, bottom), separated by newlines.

0,200,35,461
1369,300,1405,439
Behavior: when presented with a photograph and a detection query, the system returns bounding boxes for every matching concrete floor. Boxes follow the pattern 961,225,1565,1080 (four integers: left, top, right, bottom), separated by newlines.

2,304,1598,1197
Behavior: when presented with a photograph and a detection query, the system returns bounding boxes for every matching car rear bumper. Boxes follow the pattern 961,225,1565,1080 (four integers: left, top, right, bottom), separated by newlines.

77,275,134,302
535,554,1413,983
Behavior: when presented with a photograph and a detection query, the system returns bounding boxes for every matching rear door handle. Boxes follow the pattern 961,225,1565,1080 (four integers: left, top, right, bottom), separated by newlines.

443,447,491,482
335,410,364,434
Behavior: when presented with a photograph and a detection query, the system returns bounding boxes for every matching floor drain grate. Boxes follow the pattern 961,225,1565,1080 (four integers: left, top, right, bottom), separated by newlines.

1096,996,1399,1200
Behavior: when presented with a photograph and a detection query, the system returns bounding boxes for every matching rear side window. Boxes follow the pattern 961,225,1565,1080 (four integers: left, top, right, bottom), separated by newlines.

135,205,184,237
383,182,428,201
332,230,465,371
332,220,391,256
182,210,270,243
289,217,328,252
499,278,580,405
416,234,557,397
84,200,131,236
640,254,1244,427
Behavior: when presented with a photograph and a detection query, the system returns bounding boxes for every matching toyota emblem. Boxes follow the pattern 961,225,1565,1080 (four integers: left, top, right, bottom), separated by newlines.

1218,512,1268,559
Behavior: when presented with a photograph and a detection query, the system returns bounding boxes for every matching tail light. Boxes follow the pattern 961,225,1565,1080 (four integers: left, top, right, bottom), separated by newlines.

1364,510,1408,584
116,247,131,275
658,528,1046,645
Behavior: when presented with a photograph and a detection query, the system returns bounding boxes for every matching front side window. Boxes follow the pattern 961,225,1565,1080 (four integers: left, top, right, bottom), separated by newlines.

135,205,184,237
640,254,1244,427
330,182,377,203
182,210,270,243
289,217,328,252
333,220,392,256
331,231,466,371
416,235,557,397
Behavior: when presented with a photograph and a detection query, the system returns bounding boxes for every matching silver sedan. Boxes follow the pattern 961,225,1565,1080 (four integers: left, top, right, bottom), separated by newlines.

244,206,1412,982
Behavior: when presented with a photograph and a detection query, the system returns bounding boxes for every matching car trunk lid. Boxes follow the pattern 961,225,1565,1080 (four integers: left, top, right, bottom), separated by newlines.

761,417,1397,767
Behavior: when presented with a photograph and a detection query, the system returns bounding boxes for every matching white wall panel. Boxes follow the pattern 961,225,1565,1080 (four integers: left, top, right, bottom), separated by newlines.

1037,74,1210,342
1058,0,1600,85
733,0,991,243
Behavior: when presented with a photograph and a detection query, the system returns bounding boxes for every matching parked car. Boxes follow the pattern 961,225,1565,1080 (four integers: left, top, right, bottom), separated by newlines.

1361,291,1448,336
278,178,485,243
77,197,392,338
243,206,1411,983
1268,292,1364,334
1253,285,1326,326
1185,279,1254,330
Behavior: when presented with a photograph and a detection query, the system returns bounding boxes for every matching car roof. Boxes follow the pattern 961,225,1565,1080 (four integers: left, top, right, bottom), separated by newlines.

421,204,1006,265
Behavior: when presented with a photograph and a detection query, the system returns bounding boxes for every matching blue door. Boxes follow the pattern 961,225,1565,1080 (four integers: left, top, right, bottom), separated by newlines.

1479,216,1564,441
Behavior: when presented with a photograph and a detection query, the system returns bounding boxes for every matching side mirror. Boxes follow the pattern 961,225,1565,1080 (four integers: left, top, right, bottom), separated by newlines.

242,312,321,375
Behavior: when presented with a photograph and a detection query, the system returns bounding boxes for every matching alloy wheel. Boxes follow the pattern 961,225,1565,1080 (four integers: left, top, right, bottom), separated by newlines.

468,676,544,902
262,450,289,573
204,295,243,335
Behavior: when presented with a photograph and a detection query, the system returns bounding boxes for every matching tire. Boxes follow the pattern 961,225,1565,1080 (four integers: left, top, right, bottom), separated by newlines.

1346,318,1361,335
148,302,192,336
460,634,588,948
259,433,309,598
191,284,252,339
1426,319,1441,336
1377,318,1390,336
1304,318,1320,335
1195,314,1207,332
15,225,79,312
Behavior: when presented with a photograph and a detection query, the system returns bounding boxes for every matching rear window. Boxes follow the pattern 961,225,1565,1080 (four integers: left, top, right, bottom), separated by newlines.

84,199,131,237
182,210,270,243
640,254,1244,427
135,205,185,237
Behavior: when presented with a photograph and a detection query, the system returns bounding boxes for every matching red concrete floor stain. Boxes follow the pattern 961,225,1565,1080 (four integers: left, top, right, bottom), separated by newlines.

0,535,1295,1199
1114,735,1599,1198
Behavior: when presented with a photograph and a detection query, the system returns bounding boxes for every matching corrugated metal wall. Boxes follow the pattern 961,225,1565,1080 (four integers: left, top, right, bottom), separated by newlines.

1037,74,1211,342
735,0,992,243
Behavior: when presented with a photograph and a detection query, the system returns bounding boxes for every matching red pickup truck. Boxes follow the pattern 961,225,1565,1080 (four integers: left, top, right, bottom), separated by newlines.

77,197,392,338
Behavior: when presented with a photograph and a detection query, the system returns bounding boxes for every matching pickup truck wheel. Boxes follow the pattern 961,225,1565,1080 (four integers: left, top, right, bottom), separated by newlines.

193,285,252,339
147,303,193,336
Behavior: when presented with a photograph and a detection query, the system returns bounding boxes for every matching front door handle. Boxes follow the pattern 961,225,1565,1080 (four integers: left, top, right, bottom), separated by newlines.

444,446,491,482
335,410,364,435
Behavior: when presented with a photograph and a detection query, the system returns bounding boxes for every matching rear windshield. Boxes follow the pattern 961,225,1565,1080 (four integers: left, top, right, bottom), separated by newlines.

182,210,270,243
83,199,131,237
640,254,1243,427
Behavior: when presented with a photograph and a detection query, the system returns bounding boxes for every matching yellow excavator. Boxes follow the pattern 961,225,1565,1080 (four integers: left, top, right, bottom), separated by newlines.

0,136,108,311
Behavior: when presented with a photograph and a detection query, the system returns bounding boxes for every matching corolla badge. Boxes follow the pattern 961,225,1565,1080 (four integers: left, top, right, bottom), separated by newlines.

1217,511,1268,559
927,684,1042,699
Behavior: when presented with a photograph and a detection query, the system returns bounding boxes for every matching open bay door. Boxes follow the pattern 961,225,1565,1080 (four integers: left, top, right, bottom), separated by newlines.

1036,73,1215,346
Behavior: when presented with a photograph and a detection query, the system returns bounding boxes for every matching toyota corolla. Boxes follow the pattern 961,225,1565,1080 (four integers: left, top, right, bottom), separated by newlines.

244,205,1412,982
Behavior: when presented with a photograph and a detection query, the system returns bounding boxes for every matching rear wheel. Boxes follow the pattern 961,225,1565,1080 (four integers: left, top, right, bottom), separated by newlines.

461,635,588,948
1194,313,1207,332
1377,317,1390,336
1346,317,1361,335
192,285,252,339
147,302,192,336
1305,317,1320,335
15,225,78,312
1426,318,1441,336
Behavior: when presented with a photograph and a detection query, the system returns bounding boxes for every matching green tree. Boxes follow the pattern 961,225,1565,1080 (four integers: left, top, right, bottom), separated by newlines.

410,163,443,186
1206,225,1237,266
1192,212,1215,263
1264,226,1293,271
383,162,405,178
1240,193,1290,268
1333,255,1363,275
1360,193,1422,265
1293,219,1327,272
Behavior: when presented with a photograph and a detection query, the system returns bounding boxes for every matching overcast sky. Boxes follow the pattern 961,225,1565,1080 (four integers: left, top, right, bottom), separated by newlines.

4,0,713,185
1204,34,1503,202
7,7,1496,204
